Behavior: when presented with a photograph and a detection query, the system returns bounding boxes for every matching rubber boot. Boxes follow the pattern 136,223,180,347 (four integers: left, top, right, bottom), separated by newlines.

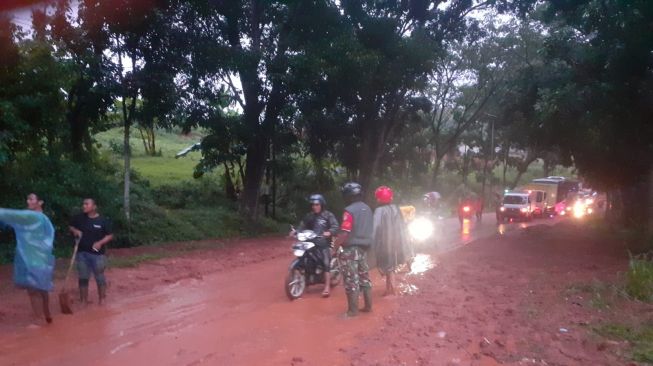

98,285,107,305
79,285,89,305
360,288,372,313
345,291,359,318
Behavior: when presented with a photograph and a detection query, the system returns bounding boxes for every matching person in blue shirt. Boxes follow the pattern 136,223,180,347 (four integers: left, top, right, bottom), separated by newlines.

0,193,55,325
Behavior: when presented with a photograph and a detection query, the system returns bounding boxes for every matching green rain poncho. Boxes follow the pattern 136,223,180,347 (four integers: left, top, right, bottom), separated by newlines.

372,204,413,274
0,208,55,291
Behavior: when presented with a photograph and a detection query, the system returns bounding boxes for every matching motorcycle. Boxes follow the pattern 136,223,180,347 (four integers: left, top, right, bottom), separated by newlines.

458,200,482,226
285,228,342,300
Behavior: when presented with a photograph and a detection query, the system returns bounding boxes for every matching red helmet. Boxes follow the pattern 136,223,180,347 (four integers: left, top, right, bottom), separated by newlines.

375,186,394,204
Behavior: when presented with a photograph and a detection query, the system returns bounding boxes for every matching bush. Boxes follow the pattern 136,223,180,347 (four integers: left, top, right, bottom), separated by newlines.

0,153,267,260
625,253,653,302
151,177,233,210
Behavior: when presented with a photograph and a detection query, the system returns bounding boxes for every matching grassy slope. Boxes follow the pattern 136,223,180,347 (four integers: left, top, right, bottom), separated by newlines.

95,128,206,186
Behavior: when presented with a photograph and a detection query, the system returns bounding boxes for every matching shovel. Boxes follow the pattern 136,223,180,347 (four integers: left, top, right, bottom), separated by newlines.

59,236,80,315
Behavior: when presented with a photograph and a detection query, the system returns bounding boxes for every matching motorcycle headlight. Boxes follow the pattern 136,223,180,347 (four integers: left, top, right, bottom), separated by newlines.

408,217,434,242
293,249,305,257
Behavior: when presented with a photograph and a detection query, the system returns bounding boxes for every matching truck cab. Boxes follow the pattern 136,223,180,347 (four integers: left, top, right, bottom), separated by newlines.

496,191,534,223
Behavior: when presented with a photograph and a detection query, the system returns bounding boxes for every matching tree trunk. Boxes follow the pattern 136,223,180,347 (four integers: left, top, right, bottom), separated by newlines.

543,158,551,177
69,113,87,161
240,136,268,219
649,168,653,232
432,157,443,190
223,162,237,201
150,128,156,155
123,119,131,221
138,127,149,154
357,126,383,200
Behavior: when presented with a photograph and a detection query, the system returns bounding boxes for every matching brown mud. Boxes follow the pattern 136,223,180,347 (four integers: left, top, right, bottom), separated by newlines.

1,217,645,365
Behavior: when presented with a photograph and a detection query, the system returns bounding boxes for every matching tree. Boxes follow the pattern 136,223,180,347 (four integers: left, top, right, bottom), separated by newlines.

178,0,345,219
50,1,117,161
299,0,491,194
81,0,184,221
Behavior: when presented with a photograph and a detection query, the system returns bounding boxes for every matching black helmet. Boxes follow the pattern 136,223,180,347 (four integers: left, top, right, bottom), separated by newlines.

341,182,362,197
309,194,326,207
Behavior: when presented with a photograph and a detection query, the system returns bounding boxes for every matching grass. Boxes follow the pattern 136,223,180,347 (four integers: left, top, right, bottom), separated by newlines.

595,323,653,363
625,254,653,302
95,128,209,186
565,280,617,310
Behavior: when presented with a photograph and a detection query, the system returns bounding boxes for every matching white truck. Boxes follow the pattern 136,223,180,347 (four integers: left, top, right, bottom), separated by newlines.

496,191,535,223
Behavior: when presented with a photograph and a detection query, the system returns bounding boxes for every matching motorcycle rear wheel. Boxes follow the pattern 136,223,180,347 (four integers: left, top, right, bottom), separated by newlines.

329,258,342,287
285,268,306,300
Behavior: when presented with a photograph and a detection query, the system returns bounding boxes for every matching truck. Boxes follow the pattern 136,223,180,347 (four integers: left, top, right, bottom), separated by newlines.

496,191,535,222
518,177,580,215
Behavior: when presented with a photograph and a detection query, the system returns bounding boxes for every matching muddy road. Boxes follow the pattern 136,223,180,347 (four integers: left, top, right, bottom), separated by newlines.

0,215,557,366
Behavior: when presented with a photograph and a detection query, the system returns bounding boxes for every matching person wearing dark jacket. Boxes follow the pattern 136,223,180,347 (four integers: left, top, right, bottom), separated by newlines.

292,194,339,297
334,182,373,317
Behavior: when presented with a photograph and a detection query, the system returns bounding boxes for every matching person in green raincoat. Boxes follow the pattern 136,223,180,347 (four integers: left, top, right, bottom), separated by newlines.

0,193,55,325
372,186,412,296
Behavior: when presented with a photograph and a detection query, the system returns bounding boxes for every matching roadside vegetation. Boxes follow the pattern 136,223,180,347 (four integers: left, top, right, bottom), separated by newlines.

1,1,651,268
595,323,653,364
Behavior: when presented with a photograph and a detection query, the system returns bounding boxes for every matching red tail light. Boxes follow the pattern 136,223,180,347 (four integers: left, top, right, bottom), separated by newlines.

463,206,470,212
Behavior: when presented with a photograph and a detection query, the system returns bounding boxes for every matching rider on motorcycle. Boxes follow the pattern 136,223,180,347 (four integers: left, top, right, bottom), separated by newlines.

423,191,441,215
292,194,339,297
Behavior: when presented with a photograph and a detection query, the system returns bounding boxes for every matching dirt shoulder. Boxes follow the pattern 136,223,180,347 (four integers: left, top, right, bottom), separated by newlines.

350,222,651,366
0,236,288,332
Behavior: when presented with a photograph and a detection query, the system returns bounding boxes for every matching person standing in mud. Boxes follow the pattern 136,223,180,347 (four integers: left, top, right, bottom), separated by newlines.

334,182,373,317
373,186,412,296
69,198,114,305
0,193,55,326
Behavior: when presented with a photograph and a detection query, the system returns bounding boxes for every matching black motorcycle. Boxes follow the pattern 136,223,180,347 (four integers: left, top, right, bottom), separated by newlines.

285,229,342,300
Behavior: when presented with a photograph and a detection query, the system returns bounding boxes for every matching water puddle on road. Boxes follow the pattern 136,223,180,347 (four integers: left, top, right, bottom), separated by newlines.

409,253,435,275
398,253,438,295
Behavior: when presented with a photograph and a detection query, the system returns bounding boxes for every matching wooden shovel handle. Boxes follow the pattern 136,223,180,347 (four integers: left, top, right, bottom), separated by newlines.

61,237,80,292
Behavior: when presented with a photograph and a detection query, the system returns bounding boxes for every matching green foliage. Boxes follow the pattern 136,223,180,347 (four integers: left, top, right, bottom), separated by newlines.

534,0,653,192
595,323,653,363
625,254,653,302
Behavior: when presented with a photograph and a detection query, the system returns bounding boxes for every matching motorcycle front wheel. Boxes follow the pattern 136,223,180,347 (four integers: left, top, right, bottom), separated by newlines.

285,268,306,300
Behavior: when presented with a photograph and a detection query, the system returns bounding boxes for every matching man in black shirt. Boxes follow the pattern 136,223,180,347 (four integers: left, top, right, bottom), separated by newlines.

69,198,114,305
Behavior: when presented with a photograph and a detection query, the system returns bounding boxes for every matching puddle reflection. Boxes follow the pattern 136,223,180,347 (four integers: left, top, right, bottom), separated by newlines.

409,253,435,275
398,282,419,295
461,219,471,241
497,224,506,235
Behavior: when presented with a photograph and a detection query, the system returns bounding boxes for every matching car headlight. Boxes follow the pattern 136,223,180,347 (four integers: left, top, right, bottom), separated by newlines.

520,207,528,213
408,217,434,242
573,202,586,218
499,207,505,212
